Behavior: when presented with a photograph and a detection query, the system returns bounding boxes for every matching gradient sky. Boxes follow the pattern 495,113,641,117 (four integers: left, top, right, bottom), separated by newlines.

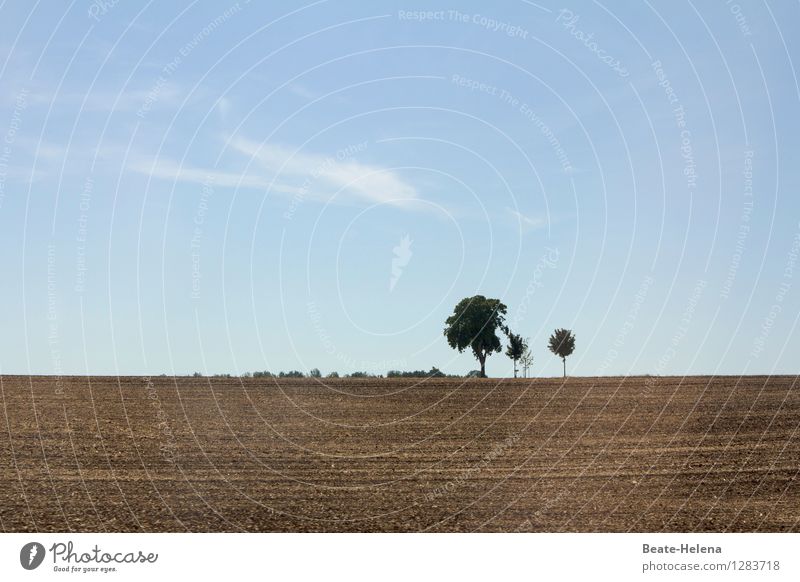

0,0,798,377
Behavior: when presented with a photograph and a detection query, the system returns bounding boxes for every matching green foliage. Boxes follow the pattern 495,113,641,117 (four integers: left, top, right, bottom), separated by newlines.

444,295,508,377
326,371,340,378
252,370,274,378
278,370,305,378
309,368,322,378
505,333,527,361
502,326,528,378
386,367,448,378
548,328,576,377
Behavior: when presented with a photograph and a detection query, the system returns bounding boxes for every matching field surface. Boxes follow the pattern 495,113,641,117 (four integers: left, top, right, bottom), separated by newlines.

0,375,798,532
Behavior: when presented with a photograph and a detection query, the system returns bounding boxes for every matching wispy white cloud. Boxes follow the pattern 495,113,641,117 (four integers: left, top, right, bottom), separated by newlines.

506,207,547,231
228,136,419,207
125,136,422,210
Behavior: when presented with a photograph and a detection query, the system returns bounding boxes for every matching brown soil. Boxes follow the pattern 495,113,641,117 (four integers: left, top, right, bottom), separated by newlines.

1,375,798,532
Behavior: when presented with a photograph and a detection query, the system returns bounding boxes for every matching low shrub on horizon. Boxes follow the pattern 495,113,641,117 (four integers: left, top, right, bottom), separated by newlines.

387,367,452,378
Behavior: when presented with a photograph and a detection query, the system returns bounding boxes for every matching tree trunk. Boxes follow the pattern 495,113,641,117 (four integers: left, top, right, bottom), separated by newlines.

562,357,566,378
479,353,486,378
513,359,518,378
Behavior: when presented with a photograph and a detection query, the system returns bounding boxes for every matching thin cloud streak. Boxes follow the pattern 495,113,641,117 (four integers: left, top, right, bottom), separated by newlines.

229,136,419,207
506,206,547,231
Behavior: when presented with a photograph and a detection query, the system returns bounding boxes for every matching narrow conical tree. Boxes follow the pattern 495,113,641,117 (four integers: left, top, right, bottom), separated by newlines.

548,328,575,378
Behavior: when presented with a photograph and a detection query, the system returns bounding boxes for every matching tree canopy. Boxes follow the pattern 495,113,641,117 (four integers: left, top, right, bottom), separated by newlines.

502,326,527,378
548,328,576,377
444,295,507,377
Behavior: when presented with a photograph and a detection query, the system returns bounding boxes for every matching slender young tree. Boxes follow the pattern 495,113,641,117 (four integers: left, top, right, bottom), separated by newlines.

444,295,507,378
548,328,576,378
502,326,527,378
519,349,533,378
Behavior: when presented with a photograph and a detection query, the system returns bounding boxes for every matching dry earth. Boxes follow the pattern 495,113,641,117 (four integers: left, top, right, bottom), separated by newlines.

0,375,798,532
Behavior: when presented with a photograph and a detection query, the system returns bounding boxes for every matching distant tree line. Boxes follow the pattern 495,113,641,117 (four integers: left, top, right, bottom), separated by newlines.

230,366,463,379
190,293,576,381
386,367,461,378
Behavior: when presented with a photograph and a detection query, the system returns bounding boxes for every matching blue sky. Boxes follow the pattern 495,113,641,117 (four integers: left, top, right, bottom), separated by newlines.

0,1,798,377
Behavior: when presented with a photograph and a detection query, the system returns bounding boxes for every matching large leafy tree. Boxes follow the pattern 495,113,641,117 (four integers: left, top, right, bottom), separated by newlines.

502,326,527,378
548,328,576,378
444,295,507,378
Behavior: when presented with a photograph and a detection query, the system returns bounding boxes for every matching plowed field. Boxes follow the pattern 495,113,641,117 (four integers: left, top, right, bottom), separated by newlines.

1,375,798,532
